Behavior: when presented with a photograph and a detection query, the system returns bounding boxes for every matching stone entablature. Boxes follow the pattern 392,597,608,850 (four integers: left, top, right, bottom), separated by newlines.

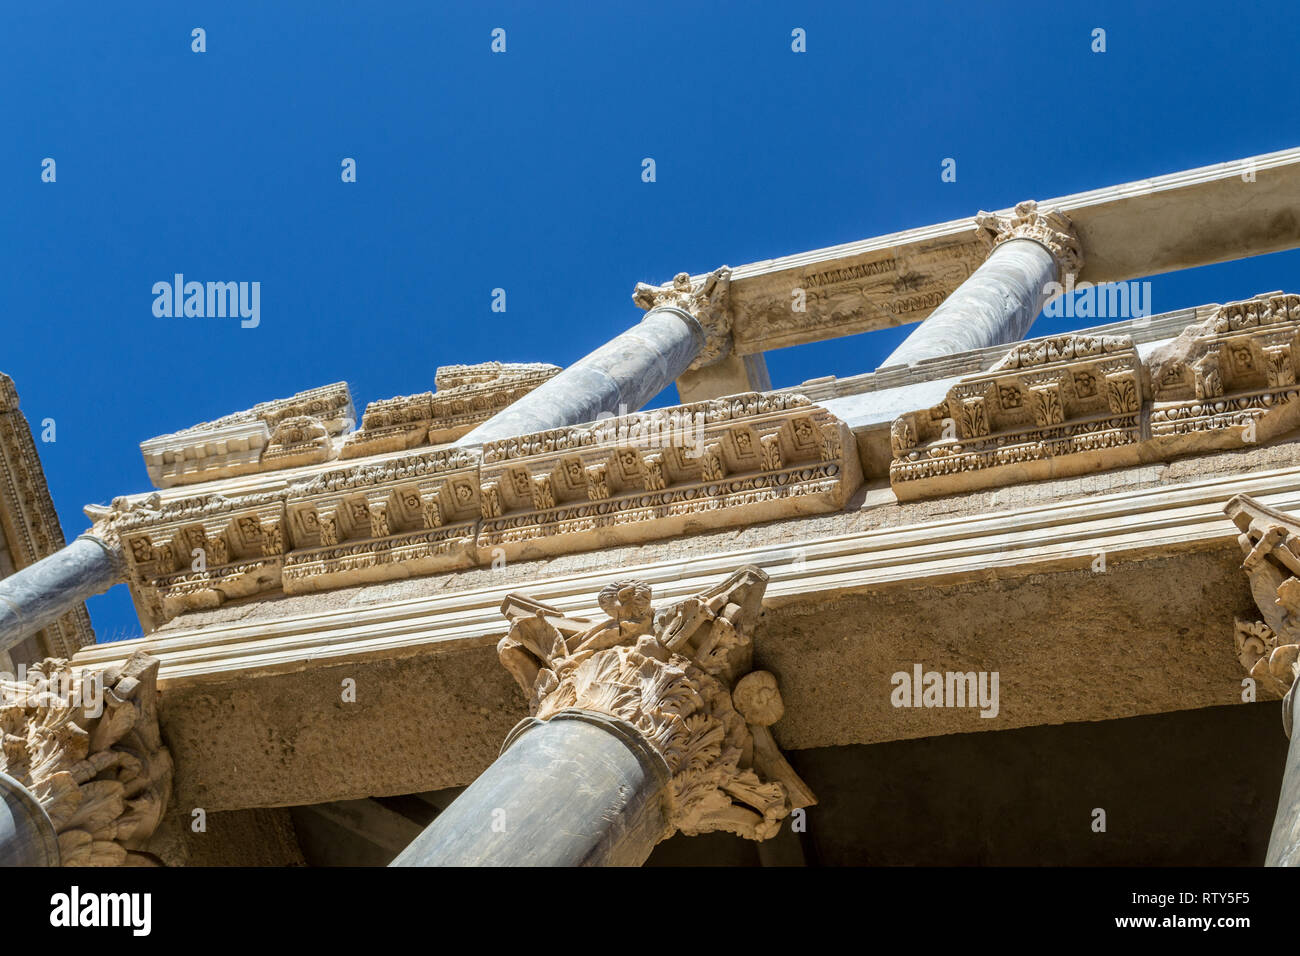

890,334,1143,498
1149,292,1300,451
890,293,1300,500
479,392,860,562
110,394,860,628
140,383,355,488
340,362,561,459
282,449,481,593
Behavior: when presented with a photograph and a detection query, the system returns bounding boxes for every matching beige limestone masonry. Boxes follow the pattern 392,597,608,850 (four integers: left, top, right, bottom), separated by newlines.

110,394,861,629
888,293,1300,500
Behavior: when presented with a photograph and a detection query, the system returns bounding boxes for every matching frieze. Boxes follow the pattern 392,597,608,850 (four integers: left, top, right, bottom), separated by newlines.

889,334,1143,499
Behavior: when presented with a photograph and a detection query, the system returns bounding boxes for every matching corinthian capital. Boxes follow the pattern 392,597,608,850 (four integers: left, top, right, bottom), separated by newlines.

497,566,814,841
1226,495,1300,733
0,650,173,865
975,200,1084,280
632,266,733,369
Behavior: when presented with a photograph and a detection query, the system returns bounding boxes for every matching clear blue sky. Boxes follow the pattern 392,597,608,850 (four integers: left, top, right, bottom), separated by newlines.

3,1,1299,641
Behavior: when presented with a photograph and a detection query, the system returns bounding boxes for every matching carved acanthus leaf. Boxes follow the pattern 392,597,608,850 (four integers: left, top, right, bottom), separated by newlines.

0,650,172,865
974,200,1083,279
497,567,814,841
632,267,733,369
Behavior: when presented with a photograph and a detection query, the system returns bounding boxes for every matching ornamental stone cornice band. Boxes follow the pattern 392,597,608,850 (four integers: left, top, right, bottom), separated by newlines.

340,362,561,459
890,333,1142,498
632,267,733,369
0,650,172,865
974,199,1084,280
889,292,1300,500
497,567,814,840
112,394,860,628
139,383,355,488
479,392,860,563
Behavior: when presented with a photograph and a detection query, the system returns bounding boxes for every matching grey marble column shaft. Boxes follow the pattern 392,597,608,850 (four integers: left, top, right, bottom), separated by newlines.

878,238,1059,369
1267,687,1300,865
0,535,123,656
391,711,670,867
0,771,59,866
454,306,704,447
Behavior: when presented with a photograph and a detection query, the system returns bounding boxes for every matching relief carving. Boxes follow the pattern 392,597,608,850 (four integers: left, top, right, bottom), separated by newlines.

889,334,1142,499
974,199,1084,280
1226,494,1300,734
497,567,814,841
0,651,172,865
633,267,733,370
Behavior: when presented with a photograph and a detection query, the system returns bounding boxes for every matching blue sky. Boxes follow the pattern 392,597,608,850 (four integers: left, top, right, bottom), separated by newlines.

3,1,1299,641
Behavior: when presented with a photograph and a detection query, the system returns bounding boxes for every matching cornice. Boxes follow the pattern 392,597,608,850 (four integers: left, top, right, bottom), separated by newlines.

70,461,1300,687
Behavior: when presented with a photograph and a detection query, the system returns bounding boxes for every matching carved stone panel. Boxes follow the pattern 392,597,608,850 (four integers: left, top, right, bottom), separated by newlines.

281,449,481,593
889,334,1143,499
1149,292,1300,453
340,362,561,458
477,393,862,563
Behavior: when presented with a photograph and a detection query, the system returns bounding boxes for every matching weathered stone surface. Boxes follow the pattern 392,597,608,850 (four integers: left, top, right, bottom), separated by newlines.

139,383,355,488
0,651,172,865
340,362,561,458
0,373,95,663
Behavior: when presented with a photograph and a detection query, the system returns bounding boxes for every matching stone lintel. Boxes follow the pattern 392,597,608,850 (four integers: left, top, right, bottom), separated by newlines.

714,147,1300,353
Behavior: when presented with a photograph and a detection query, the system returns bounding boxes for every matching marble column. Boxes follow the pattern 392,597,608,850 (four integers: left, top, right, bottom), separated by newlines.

0,533,123,656
879,201,1083,369
390,569,816,867
0,772,59,866
1268,686,1300,865
454,268,732,448
392,711,670,866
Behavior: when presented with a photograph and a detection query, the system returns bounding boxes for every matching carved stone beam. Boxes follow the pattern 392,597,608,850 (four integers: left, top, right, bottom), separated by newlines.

0,650,173,865
879,200,1084,369
391,566,815,866
452,270,734,448
1226,494,1300,866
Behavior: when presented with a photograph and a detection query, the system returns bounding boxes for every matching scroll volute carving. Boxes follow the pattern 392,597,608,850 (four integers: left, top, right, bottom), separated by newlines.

497,567,814,841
